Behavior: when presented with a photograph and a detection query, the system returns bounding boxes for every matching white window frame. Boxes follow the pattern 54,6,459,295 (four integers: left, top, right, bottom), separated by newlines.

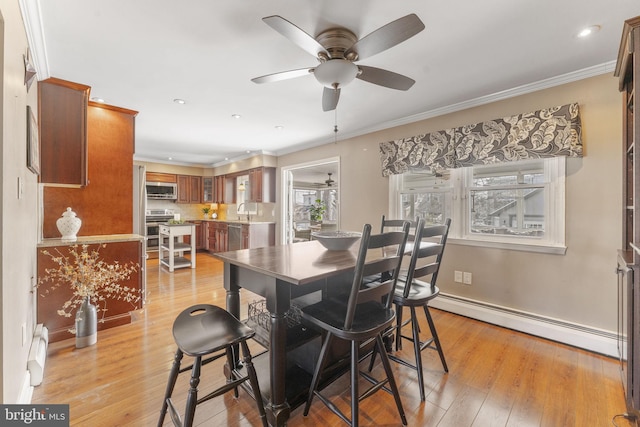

389,157,566,254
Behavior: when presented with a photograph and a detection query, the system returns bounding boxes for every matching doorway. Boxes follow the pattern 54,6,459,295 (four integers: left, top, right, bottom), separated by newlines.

281,158,340,244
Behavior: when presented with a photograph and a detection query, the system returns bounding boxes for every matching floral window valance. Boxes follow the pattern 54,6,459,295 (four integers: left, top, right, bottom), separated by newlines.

380,103,582,176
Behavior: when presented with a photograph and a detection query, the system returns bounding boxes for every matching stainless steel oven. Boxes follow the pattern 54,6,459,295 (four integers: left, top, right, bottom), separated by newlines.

145,209,175,253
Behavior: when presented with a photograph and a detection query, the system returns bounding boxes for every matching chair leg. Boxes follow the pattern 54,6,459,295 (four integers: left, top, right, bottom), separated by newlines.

351,340,360,427
367,343,378,373
395,305,404,352
410,307,426,401
241,341,268,427
158,349,183,427
183,356,202,427
225,347,239,398
304,333,334,416
424,305,448,372
375,334,407,426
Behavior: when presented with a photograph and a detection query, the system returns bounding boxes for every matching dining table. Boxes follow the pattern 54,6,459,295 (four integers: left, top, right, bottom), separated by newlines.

213,238,396,427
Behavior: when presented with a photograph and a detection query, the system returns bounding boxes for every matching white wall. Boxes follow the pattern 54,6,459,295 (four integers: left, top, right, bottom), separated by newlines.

1,0,40,402
277,73,622,355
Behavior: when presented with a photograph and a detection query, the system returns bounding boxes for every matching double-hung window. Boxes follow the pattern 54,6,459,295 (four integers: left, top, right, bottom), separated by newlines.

389,157,566,254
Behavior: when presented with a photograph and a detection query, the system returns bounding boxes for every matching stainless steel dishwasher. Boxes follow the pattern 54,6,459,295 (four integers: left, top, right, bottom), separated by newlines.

227,224,242,251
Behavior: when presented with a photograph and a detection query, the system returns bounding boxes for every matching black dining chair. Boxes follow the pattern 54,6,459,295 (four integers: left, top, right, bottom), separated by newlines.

389,218,451,401
300,222,410,426
157,304,268,427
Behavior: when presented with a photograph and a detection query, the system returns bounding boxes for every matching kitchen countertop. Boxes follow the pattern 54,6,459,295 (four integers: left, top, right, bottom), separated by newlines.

187,218,276,225
38,234,144,248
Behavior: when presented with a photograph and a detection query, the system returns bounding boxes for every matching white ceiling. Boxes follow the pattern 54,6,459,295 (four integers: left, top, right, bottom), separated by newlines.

23,0,639,167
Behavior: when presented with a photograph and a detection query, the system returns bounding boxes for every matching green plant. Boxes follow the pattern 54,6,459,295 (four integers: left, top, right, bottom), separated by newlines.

202,206,211,214
309,199,326,222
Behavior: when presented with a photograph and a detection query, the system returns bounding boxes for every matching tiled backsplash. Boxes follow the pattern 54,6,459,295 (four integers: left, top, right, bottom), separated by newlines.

146,199,276,222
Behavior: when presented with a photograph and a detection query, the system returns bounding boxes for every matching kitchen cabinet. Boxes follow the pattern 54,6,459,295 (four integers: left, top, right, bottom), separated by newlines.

241,223,276,249
247,167,276,203
183,221,206,250
615,15,640,420
37,237,144,343
146,172,177,183
203,177,213,203
208,221,228,252
38,77,91,186
177,175,202,204
213,175,235,204
42,101,138,238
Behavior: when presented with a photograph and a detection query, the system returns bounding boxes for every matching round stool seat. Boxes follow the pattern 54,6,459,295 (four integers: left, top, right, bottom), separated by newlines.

173,304,255,356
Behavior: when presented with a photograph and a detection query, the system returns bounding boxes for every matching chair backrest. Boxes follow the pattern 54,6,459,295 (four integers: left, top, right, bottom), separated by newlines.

402,218,451,298
380,214,416,234
344,222,410,330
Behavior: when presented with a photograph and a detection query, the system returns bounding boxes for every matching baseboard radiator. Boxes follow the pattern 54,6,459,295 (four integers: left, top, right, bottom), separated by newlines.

27,324,48,386
432,293,618,357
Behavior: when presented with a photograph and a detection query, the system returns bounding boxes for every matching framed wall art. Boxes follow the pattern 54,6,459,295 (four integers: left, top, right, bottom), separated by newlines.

27,105,40,175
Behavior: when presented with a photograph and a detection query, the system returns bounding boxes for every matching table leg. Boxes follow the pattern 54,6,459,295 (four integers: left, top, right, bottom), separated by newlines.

268,309,290,426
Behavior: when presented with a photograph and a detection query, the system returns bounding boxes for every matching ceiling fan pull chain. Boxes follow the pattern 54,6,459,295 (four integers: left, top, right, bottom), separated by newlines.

334,108,339,143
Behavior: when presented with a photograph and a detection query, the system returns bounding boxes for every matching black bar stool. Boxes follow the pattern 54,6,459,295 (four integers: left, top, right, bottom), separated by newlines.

158,304,267,427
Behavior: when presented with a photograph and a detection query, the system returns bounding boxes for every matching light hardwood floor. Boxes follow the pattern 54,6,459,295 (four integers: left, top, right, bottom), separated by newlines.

32,253,635,426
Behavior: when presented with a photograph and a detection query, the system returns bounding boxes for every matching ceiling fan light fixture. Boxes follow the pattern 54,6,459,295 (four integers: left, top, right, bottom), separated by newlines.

314,59,358,88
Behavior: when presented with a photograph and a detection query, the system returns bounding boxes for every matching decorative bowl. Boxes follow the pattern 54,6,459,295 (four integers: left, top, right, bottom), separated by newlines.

311,230,362,251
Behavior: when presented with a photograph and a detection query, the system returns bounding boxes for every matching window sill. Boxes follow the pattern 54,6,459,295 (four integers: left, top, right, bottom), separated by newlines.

448,237,567,255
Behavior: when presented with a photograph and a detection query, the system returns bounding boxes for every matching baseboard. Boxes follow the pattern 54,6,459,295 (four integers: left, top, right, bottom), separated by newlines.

431,293,619,358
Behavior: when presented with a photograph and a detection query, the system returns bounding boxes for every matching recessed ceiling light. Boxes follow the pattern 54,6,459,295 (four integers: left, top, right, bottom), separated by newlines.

91,97,105,103
224,157,229,161
275,125,284,130
168,157,173,160
232,114,241,119
577,25,601,38
173,99,186,104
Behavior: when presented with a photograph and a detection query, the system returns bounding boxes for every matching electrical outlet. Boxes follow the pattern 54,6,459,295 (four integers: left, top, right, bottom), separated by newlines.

463,272,472,285
21,323,27,346
454,271,463,283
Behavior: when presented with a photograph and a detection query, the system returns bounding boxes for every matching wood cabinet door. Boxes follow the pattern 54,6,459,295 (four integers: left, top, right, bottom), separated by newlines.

249,168,263,202
214,176,225,204
177,175,190,203
189,176,202,203
203,177,213,203
146,172,177,183
39,78,91,186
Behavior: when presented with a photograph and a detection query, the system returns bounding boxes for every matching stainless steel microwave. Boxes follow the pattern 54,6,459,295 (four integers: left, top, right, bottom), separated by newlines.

146,182,178,200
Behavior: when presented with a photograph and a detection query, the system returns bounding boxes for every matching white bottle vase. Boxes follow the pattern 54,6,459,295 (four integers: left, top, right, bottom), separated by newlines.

56,207,82,241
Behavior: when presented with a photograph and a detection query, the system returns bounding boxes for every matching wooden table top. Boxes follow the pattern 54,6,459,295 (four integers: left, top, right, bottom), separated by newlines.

214,240,394,286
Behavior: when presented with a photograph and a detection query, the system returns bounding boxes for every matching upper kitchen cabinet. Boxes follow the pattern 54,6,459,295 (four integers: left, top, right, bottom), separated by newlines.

38,77,91,186
43,101,138,238
214,175,235,204
146,172,177,183
247,167,276,203
203,177,213,203
177,175,202,204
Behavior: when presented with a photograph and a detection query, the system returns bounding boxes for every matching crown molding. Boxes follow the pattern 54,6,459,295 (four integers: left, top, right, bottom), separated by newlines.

19,0,50,80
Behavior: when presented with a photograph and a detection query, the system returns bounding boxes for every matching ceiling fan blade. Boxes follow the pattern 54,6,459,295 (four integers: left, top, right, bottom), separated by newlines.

344,14,425,61
263,15,330,59
251,67,313,84
322,87,340,111
357,65,415,90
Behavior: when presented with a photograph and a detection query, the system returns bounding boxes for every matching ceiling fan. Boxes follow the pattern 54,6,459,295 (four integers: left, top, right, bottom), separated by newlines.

325,173,335,187
251,14,425,112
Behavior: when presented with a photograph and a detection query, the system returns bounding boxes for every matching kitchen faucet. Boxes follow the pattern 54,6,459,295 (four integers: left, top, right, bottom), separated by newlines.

237,203,251,222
